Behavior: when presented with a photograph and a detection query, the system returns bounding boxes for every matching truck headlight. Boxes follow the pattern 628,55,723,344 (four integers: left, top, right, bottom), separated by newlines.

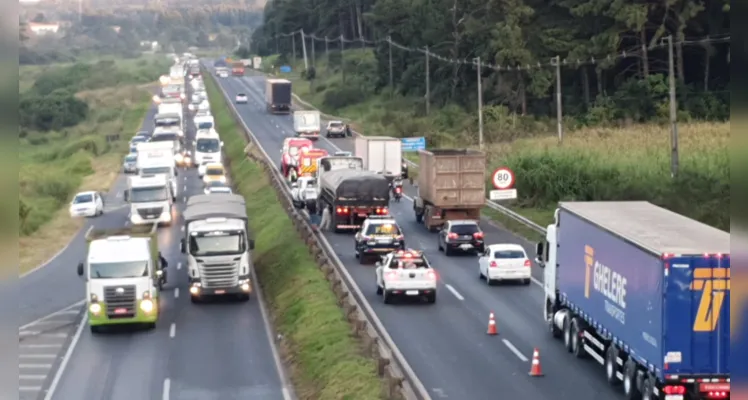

89,303,102,314
140,299,154,313
174,153,184,163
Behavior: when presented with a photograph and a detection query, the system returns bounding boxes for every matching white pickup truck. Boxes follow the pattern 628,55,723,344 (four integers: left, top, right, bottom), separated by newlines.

375,250,437,304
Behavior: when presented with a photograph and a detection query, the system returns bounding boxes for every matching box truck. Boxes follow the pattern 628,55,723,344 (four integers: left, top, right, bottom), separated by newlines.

354,136,402,179
265,79,292,114
412,149,486,231
536,201,730,400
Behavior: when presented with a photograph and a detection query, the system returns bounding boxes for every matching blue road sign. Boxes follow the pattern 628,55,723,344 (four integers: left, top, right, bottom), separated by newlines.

401,137,426,152
280,65,292,73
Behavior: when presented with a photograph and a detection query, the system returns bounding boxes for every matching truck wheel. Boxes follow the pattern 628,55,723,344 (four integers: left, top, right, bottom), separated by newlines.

571,318,586,358
237,294,250,302
640,377,654,400
605,346,621,386
415,212,423,223
622,361,642,400
190,296,201,304
383,290,392,304
358,254,367,264
376,285,383,295
563,316,573,352
546,302,562,338
145,322,156,330
90,325,102,334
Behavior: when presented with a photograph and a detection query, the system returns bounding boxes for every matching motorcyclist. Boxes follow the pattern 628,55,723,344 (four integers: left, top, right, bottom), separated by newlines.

391,177,403,201
345,124,352,137
157,252,168,286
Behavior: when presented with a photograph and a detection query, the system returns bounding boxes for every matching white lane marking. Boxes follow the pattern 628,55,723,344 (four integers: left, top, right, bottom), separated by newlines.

174,288,179,298
162,378,171,400
445,284,464,301
20,364,52,369
44,314,87,400
180,226,185,232
169,323,176,338
19,386,42,391
183,184,187,191
20,354,56,359
20,375,46,380
176,262,182,270
20,344,62,349
502,338,529,362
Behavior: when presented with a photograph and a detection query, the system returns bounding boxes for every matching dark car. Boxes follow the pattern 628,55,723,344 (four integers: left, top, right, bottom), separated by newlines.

437,220,485,256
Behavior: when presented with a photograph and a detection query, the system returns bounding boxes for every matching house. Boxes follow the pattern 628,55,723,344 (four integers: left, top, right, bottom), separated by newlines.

28,22,60,35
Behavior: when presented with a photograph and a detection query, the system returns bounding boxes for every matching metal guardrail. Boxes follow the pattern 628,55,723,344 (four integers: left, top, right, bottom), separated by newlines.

206,67,431,400
288,94,548,236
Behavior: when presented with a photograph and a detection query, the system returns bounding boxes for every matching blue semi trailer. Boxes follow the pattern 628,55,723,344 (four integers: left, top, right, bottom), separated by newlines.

535,201,730,400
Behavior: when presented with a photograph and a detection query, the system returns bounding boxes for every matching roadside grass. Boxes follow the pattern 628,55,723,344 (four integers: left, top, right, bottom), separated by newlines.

261,50,729,232
206,74,383,399
18,57,163,275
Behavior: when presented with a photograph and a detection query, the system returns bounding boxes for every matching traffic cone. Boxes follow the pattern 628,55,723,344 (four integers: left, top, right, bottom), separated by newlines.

487,312,498,335
528,348,544,376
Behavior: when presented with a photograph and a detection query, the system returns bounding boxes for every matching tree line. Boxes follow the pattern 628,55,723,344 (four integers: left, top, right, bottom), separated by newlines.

251,0,730,123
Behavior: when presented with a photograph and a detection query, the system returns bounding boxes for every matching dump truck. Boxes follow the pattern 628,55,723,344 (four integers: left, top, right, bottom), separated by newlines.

77,225,163,333
536,201,730,400
354,136,402,180
181,194,254,302
231,61,245,76
412,149,486,231
265,78,292,114
318,169,390,232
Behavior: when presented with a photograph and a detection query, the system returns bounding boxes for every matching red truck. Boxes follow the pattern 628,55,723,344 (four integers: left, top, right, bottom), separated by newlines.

231,62,245,76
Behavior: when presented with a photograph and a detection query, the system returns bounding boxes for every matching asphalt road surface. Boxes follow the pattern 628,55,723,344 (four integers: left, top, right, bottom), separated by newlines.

213,69,624,400
18,73,291,400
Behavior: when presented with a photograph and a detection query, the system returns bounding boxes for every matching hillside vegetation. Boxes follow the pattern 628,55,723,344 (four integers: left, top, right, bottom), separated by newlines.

18,55,170,273
248,0,730,232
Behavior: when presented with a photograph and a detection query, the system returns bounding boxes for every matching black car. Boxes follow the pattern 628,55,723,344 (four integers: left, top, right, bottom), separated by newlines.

354,216,405,264
437,220,485,256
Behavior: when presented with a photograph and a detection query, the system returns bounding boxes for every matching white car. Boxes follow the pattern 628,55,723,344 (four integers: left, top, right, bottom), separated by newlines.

205,186,232,195
69,191,104,218
235,93,248,104
478,243,532,285
375,250,437,304
325,120,346,138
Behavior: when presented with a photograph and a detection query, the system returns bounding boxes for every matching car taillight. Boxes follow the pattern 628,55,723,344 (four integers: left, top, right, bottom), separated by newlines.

663,386,686,395
524,259,531,267
395,187,401,193
427,270,437,280
375,207,388,215
706,391,729,399
447,233,458,240
489,261,498,268
386,271,398,280
473,232,484,240
336,207,349,214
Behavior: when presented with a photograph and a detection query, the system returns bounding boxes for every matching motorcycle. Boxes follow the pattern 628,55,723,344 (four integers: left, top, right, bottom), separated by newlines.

391,180,403,202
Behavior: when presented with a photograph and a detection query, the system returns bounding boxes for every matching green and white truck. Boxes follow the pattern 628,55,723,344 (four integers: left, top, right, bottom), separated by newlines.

76,224,165,333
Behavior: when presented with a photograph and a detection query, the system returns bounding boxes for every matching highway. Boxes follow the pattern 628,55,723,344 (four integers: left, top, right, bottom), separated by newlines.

16,72,292,399
214,70,623,400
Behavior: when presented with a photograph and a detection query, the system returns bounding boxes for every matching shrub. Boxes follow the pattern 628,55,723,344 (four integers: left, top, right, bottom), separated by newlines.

31,174,79,205
322,85,366,110
19,92,89,131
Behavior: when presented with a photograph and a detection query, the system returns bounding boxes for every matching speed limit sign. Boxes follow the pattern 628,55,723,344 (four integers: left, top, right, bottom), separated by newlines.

491,167,515,190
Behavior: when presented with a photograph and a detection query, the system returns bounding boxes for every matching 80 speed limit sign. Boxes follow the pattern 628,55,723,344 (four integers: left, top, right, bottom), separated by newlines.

491,167,515,190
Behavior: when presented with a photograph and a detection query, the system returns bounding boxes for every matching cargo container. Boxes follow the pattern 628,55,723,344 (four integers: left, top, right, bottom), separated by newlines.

293,110,321,140
265,79,292,114
317,169,389,233
536,201,730,400
354,136,402,179
412,149,486,230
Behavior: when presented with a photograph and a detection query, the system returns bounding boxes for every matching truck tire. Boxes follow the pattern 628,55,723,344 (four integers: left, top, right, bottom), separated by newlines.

640,377,654,400
415,212,423,223
145,322,156,330
571,318,586,358
622,360,642,400
383,290,393,304
376,285,383,295
90,325,102,334
563,316,573,352
605,346,621,386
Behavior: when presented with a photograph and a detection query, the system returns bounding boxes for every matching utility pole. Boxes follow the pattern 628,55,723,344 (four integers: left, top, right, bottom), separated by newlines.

476,57,484,150
324,37,329,73
292,33,296,63
553,56,563,144
78,0,83,22
310,35,316,67
425,46,430,115
340,35,345,83
387,36,393,89
300,30,309,71
666,35,679,178
275,36,279,54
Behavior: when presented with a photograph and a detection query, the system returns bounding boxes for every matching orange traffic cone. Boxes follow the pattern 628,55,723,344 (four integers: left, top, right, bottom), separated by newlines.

487,312,498,335
528,348,544,376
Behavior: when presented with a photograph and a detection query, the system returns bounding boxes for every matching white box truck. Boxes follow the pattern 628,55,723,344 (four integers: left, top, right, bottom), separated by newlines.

354,136,402,179
136,141,178,201
293,110,321,140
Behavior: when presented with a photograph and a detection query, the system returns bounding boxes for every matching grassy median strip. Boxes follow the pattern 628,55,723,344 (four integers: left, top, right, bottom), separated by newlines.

205,77,382,399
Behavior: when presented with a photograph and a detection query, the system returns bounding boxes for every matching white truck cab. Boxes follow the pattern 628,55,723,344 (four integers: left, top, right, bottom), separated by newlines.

76,226,163,333
290,176,317,208
125,174,173,226
136,141,178,200
193,114,214,131
375,250,437,304
181,194,254,302
193,130,223,168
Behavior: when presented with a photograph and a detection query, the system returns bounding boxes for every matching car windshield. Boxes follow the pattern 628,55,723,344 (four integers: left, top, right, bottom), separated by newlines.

330,122,343,128
73,194,93,204
189,232,245,256
493,250,526,259
125,155,137,162
130,186,168,202
89,261,149,279
131,137,147,143
365,223,400,235
140,167,172,175
238,93,246,97
209,187,232,193
191,99,201,104
197,122,213,130
206,168,223,176
390,257,428,269
450,224,479,234
151,133,178,142
207,181,228,188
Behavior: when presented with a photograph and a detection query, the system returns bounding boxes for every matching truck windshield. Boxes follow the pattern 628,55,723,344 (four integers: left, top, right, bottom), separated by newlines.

155,118,180,127
189,232,245,256
141,167,172,175
130,186,168,202
151,133,178,142
196,138,220,152
89,261,149,279
197,122,213,130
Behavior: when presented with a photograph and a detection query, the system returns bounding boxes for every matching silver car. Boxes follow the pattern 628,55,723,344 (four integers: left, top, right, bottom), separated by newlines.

123,153,138,174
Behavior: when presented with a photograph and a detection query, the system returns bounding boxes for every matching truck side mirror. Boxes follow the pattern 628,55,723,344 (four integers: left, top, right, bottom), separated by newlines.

220,141,224,146
249,239,255,250
77,262,84,277
123,190,129,202
535,242,545,267
180,239,186,253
